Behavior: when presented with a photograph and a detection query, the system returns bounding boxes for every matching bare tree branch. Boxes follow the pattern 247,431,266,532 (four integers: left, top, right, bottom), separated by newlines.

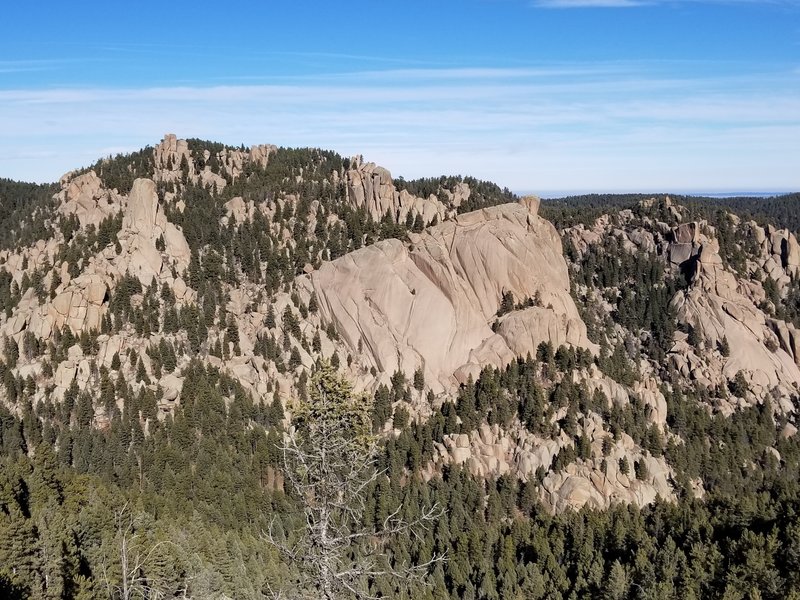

264,363,445,600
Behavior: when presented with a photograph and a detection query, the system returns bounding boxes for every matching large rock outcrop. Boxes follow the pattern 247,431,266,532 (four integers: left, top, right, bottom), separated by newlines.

669,231,800,406
4,175,193,349
117,178,191,285
3,271,108,351
57,170,122,227
310,198,595,391
344,157,452,227
430,418,673,513
152,133,277,189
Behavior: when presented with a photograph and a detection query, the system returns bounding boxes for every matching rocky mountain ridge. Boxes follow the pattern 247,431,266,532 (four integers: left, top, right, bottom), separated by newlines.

1,134,798,517
566,198,800,412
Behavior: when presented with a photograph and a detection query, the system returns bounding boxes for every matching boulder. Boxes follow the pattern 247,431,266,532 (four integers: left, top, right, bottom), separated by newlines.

628,229,656,253
672,222,698,244
669,243,694,265
698,239,723,265
160,373,183,401
173,277,188,300
224,197,248,224
782,423,798,439
54,361,77,389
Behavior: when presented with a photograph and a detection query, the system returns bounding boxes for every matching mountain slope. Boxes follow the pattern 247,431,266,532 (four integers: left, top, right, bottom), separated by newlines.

1,134,799,599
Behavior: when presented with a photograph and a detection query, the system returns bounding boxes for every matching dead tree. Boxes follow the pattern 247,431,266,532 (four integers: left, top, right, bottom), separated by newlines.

267,362,443,600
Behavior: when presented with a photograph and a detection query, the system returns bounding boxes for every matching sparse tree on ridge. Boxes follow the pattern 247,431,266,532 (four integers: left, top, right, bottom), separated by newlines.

267,362,443,600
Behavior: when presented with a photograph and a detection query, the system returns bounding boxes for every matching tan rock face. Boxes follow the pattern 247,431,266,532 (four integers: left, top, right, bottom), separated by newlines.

250,144,276,168
3,171,194,353
669,228,800,402
152,133,277,187
344,157,451,227
497,306,592,359
224,197,249,224
311,200,594,391
540,450,673,513
57,171,121,227
153,133,193,183
432,417,673,513
117,178,191,285
123,178,160,238
647,216,800,405
769,319,800,369
786,235,800,270
745,222,800,282
669,243,695,265
5,272,108,343
673,222,698,244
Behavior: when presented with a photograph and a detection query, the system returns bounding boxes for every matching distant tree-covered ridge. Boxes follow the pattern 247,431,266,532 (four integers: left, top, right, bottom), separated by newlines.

542,191,800,233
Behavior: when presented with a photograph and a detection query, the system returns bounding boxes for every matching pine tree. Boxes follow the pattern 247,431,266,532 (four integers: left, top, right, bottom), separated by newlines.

413,368,425,392
719,335,731,357
603,560,628,600
76,393,94,428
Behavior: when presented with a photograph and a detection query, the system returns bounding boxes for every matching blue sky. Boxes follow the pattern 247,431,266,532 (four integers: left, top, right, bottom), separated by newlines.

1,1,798,194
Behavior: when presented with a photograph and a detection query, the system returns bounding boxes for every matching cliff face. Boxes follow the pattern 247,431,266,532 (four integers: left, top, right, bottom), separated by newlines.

669,234,800,411
310,198,595,393
0,134,529,414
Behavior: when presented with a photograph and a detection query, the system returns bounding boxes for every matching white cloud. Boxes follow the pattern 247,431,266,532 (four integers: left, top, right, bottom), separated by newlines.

0,62,797,192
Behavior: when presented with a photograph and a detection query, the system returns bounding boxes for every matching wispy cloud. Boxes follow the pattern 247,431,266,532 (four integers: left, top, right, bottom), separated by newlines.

0,59,79,74
0,62,797,192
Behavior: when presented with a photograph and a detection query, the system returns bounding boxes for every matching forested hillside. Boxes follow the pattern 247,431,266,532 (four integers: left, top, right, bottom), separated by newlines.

542,192,800,233
1,135,799,599
0,178,58,249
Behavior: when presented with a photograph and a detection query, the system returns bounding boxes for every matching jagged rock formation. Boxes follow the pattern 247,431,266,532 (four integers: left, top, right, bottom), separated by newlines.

2,173,193,403
431,417,673,512
0,239,60,287
344,156,452,227
153,133,277,190
57,170,122,227
565,197,800,411
119,178,191,285
665,221,800,409
308,197,595,392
